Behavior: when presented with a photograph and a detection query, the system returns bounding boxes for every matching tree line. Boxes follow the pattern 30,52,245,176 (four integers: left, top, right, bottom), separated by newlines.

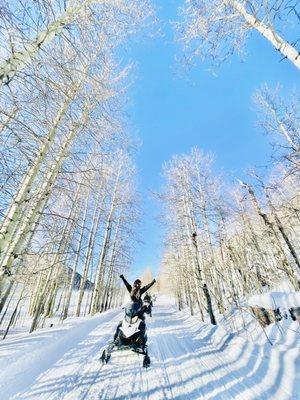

160,88,299,323
0,0,298,336
159,0,299,324
0,0,152,337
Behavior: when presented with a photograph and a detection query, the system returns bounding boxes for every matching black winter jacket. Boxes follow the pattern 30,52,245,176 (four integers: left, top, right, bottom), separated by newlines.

120,275,156,303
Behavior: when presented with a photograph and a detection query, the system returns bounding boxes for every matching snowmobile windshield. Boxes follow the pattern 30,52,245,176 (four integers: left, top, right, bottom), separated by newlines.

125,315,139,324
124,302,141,324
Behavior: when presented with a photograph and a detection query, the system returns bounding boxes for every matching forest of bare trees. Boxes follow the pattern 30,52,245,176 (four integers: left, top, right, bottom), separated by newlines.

160,87,299,323
0,0,298,339
178,0,300,69
158,0,300,325
0,0,151,337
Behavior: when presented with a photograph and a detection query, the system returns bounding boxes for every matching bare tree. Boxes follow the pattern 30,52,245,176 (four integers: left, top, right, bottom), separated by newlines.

0,0,153,85
159,146,300,323
254,86,300,177
0,0,148,336
178,0,300,69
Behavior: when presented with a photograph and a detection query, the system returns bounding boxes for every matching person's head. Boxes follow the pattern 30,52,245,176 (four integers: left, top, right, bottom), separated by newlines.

133,279,141,288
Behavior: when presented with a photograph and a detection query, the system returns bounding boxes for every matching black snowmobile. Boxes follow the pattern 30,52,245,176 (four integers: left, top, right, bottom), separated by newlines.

100,301,151,368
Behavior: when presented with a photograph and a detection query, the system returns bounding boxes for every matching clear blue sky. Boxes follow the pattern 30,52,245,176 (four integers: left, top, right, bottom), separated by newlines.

124,0,300,280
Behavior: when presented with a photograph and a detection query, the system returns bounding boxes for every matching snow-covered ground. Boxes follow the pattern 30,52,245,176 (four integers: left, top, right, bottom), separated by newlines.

0,287,94,337
247,292,300,310
1,295,299,399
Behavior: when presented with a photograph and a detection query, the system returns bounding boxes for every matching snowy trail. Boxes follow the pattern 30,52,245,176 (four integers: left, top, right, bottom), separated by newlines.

1,297,299,399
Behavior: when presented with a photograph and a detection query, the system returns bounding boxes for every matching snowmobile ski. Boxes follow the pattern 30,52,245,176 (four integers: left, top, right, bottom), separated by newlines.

143,354,150,368
100,342,150,368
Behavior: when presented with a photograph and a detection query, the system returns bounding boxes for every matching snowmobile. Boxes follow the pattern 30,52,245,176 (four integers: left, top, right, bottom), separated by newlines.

100,302,151,368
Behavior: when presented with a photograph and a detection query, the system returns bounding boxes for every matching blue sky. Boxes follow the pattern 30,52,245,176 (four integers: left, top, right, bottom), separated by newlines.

124,0,300,280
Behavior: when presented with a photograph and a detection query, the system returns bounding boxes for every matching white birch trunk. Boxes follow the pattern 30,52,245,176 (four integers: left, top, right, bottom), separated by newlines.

62,189,90,320
90,194,117,314
99,212,122,312
0,80,82,263
0,0,106,85
0,105,91,277
76,191,103,317
90,164,122,315
230,0,300,70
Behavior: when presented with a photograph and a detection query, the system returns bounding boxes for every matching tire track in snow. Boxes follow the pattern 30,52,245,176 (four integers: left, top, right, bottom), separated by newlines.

150,337,175,399
11,311,122,400
98,349,142,399
5,297,299,400
150,308,208,400
189,325,294,400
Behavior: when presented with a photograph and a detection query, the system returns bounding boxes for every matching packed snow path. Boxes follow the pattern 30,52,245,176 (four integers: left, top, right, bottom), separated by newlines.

1,297,299,399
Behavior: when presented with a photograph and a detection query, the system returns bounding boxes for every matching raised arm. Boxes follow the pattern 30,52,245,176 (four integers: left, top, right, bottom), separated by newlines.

120,274,132,293
141,279,156,295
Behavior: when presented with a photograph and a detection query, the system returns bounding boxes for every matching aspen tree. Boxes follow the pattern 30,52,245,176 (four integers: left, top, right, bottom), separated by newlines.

241,181,300,289
0,103,92,278
62,189,90,320
0,0,152,85
75,190,103,317
178,0,300,69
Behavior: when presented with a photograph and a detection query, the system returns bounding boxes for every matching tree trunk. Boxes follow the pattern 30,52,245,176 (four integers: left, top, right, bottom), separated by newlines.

264,187,300,271
0,105,91,278
90,168,121,315
62,190,90,320
192,233,217,325
0,279,14,314
230,0,300,70
241,181,300,290
182,185,217,325
0,283,17,327
90,214,113,315
76,191,103,317
3,288,24,339
100,209,123,312
29,268,53,333
0,0,106,85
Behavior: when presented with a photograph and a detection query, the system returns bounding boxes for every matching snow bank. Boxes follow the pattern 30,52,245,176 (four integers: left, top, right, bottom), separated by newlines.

247,291,300,311
0,294,299,400
0,307,122,399
216,287,300,354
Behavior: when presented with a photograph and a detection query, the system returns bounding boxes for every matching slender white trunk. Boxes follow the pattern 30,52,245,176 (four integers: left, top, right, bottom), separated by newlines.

62,190,90,320
182,190,217,324
29,268,53,332
0,105,91,277
90,168,121,315
76,191,103,317
230,0,300,70
0,81,82,262
100,212,122,312
90,204,114,315
29,273,43,316
0,0,106,85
